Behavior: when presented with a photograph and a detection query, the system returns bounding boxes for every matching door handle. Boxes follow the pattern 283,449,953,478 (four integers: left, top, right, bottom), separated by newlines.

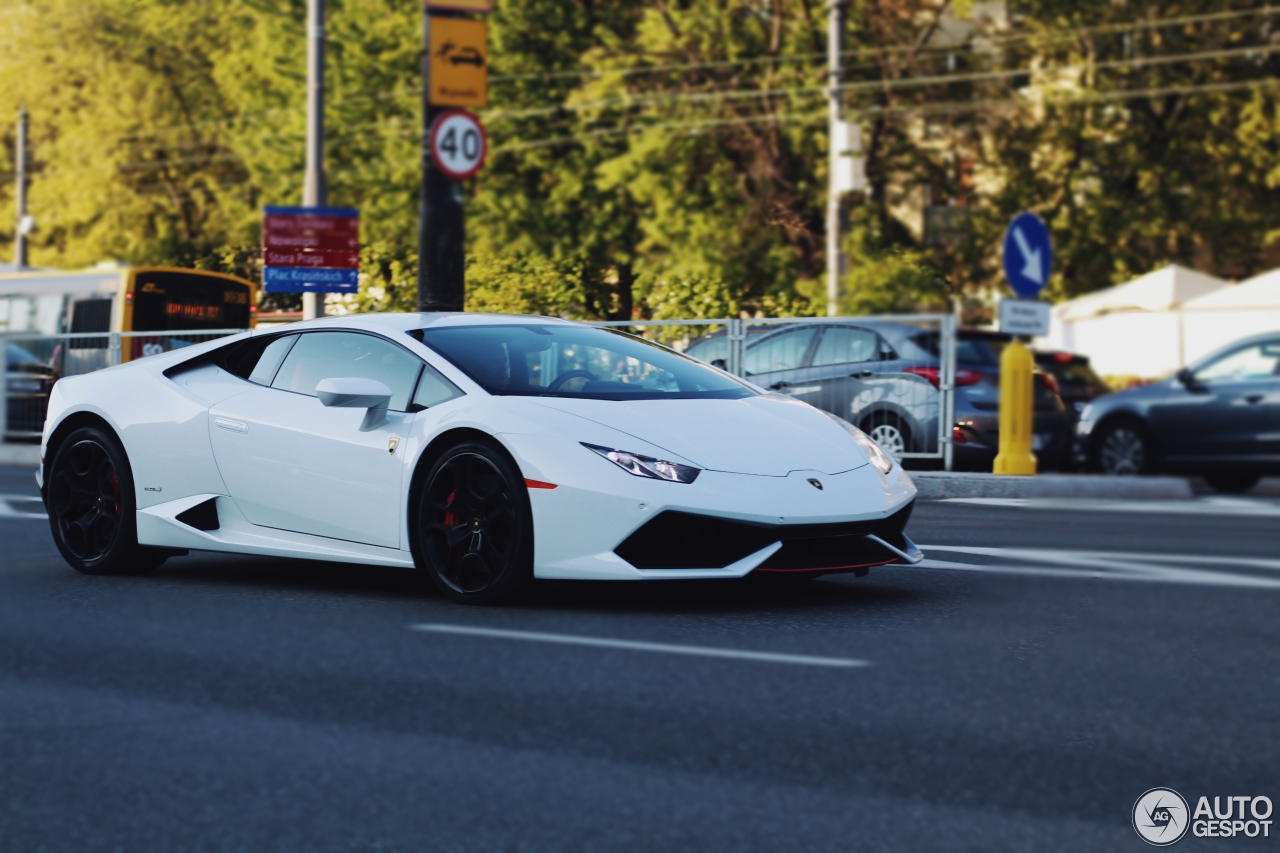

1244,394,1265,404
769,381,791,390
214,417,248,434
850,370,874,378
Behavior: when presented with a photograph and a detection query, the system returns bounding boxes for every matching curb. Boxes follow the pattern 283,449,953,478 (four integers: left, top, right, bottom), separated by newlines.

0,443,41,467
910,471,1193,500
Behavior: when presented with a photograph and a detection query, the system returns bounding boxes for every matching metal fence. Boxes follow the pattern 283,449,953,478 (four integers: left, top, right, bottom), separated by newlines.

590,314,958,470
3,329,246,441
5,315,959,470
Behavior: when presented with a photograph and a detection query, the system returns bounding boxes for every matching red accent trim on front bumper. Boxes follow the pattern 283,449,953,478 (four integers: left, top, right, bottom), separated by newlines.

754,557,898,574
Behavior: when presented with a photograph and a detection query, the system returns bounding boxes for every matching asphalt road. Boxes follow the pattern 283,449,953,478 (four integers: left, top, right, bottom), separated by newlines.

3,464,1279,853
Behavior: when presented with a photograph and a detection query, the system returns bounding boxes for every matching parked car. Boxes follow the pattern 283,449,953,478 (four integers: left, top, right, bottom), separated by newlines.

686,322,1071,470
1033,350,1111,413
6,343,58,440
1074,331,1280,492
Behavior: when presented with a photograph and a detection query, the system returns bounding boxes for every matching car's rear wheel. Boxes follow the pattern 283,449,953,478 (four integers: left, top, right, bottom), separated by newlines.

862,413,910,458
415,440,534,605
1092,420,1153,476
47,427,170,575
1204,473,1260,494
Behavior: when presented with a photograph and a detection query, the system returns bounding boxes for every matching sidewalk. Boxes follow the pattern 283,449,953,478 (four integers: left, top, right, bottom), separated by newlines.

910,471,1193,500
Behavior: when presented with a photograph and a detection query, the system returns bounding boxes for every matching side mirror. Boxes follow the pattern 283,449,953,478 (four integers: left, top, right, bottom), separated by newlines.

1175,367,1202,391
316,377,393,430
710,358,727,371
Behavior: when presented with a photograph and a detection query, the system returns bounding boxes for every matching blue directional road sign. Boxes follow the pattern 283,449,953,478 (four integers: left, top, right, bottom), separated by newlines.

1002,212,1052,298
263,266,358,293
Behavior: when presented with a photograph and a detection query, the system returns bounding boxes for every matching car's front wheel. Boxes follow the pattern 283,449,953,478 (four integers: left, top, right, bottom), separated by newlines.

415,439,534,605
1092,420,1153,476
46,426,171,575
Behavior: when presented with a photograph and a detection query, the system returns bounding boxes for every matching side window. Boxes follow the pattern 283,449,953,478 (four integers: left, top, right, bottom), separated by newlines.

412,362,465,408
273,332,423,412
1195,342,1280,385
811,326,878,367
248,335,298,386
743,327,816,376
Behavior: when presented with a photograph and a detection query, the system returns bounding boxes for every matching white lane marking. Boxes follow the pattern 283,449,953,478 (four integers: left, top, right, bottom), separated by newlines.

411,623,870,668
940,497,1280,517
914,545,1280,590
0,494,46,520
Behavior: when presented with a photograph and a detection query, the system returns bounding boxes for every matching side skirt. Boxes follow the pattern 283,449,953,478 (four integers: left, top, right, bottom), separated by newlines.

136,493,416,568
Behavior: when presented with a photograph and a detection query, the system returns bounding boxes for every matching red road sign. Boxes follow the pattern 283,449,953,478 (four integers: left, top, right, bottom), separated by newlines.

263,214,359,237
263,248,359,269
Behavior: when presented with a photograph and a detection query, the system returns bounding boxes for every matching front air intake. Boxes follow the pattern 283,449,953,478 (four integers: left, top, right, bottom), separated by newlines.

614,501,915,570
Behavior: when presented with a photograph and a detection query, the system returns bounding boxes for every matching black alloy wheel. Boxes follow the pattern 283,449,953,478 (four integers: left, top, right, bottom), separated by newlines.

1093,421,1153,476
47,427,170,575
416,440,533,604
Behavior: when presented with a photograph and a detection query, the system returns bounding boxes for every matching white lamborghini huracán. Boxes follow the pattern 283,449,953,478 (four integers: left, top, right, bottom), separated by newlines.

39,313,921,604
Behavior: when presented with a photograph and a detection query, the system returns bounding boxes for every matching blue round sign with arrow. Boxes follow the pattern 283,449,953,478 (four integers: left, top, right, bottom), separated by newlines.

1002,212,1052,298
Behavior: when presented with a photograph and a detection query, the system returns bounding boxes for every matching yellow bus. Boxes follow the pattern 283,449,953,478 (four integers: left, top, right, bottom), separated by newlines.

0,264,258,363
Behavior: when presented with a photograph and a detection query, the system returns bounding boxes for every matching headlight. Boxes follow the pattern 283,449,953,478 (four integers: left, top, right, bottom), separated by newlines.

582,443,701,484
824,413,894,475
1078,403,1094,422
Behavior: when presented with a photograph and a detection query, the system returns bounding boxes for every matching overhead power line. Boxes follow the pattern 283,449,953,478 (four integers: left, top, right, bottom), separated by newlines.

489,77,1279,155
487,5,1275,84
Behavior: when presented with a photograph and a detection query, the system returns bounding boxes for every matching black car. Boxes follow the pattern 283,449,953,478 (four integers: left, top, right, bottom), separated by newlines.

685,322,1071,470
1034,350,1111,414
5,343,58,440
1074,331,1280,492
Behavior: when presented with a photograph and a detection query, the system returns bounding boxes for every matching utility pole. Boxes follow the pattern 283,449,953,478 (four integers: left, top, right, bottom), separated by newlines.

826,0,844,317
302,0,326,320
417,14,467,312
14,104,29,269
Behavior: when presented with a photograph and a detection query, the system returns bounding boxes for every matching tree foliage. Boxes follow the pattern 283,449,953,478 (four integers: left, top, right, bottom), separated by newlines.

0,0,1276,319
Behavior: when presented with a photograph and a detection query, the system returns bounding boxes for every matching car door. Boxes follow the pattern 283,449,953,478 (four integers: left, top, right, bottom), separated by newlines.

741,326,819,393
798,324,881,420
208,331,426,548
1150,340,1276,462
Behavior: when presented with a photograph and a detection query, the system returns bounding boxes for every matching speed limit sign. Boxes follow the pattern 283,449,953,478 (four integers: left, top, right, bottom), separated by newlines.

429,109,487,181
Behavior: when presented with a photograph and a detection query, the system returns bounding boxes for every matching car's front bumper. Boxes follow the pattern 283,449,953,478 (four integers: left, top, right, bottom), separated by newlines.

500,433,918,580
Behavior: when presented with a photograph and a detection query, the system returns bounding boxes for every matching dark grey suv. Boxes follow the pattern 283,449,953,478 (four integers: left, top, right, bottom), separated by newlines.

1074,331,1280,492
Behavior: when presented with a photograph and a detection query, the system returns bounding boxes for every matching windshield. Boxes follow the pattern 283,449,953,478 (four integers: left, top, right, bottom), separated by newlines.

418,323,756,401
7,343,43,368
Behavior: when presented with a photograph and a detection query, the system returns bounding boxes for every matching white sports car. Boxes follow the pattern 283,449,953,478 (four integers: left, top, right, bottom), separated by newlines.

37,313,921,603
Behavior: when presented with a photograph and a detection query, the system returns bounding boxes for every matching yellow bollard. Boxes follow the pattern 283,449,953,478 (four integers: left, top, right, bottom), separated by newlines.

993,339,1037,476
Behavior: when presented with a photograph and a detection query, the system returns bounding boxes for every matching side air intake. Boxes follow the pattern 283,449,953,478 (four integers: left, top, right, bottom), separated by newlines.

175,498,220,531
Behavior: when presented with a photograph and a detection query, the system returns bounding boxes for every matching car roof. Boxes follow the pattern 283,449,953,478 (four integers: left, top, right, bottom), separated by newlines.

250,312,580,336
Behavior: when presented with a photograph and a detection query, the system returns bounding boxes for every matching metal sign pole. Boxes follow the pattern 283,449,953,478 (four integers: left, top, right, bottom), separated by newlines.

417,11,467,312
302,0,327,320
15,105,29,269
825,0,844,317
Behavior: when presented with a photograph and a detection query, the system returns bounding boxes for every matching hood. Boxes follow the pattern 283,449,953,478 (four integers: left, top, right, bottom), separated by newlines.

530,394,870,477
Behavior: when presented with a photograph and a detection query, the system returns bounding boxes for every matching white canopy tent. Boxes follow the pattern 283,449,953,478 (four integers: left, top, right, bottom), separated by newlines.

1038,265,1228,377
1180,269,1280,364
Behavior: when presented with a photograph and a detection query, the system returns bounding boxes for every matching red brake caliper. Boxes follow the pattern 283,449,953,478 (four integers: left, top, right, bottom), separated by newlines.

108,470,121,516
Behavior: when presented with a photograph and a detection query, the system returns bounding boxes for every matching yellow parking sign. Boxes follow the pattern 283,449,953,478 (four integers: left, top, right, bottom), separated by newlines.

429,17,488,108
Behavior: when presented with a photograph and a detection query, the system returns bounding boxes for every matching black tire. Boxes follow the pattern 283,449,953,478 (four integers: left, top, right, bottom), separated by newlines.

414,439,534,605
1090,419,1154,476
861,412,912,457
46,427,171,576
1204,473,1261,494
